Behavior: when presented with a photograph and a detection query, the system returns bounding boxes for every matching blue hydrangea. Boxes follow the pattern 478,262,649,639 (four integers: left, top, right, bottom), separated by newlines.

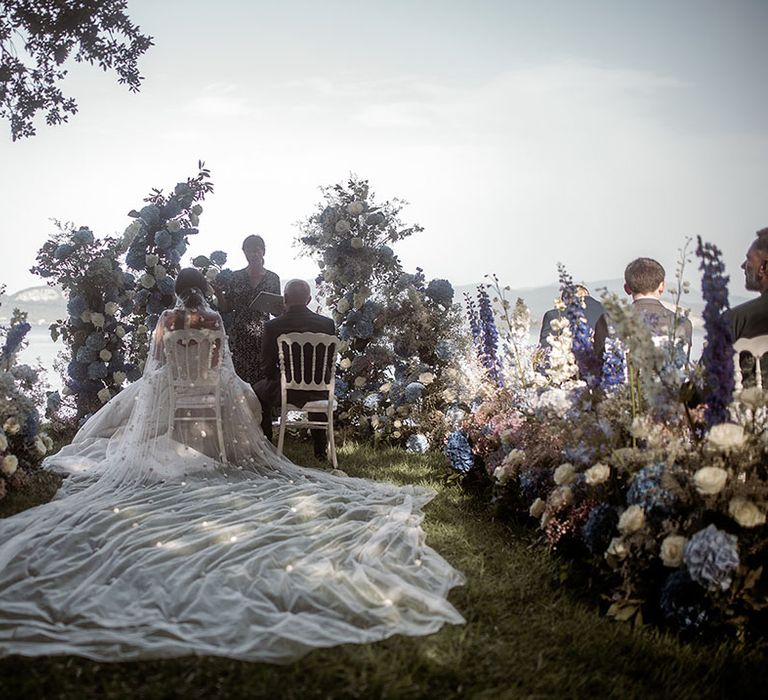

139,205,161,227
158,277,175,296
406,433,430,454
626,463,679,520
366,211,385,227
426,279,454,307
404,382,426,403
518,468,554,504
363,392,383,411
349,318,374,340
125,364,143,383
389,382,405,407
154,230,173,250
126,236,148,270
162,199,182,219
659,569,710,633
581,503,619,555
72,227,94,245
174,182,191,196
380,245,394,258
46,391,62,415
66,296,87,320
334,376,348,400
210,250,227,266
67,360,87,380
445,430,474,473
54,243,76,260
76,345,97,364
435,339,454,361
360,300,380,321
684,524,739,592
1,322,31,361
87,362,108,380
85,333,107,351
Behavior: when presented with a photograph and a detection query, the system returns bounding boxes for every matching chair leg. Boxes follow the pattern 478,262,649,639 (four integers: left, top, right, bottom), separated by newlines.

277,408,287,456
216,412,227,465
327,409,337,469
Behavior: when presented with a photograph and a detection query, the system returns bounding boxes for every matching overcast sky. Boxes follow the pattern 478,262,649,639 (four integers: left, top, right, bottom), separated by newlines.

1,0,766,297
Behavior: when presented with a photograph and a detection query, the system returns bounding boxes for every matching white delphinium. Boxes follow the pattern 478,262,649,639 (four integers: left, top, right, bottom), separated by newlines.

546,317,578,386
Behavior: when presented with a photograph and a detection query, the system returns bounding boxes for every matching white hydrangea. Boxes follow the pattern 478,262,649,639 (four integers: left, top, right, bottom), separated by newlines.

145,254,159,267
0,431,7,451
350,237,364,249
104,302,119,317
347,201,364,216
113,371,127,385
693,466,728,496
97,387,112,404
335,220,351,234
553,462,577,486
1,454,19,476
618,505,645,534
585,463,610,485
90,313,105,329
140,273,156,289
418,372,435,385
707,423,746,452
191,204,203,215
3,418,21,435
99,349,112,362
728,497,766,528
167,219,182,233
115,325,126,339
154,265,167,280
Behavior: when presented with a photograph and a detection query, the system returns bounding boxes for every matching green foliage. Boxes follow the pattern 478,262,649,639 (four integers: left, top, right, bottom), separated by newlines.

0,0,153,139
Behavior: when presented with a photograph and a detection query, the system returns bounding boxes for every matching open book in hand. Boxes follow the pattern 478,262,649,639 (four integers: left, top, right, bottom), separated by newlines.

249,291,286,315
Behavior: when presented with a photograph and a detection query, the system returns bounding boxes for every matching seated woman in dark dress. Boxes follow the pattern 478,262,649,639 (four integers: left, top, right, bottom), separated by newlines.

214,234,281,386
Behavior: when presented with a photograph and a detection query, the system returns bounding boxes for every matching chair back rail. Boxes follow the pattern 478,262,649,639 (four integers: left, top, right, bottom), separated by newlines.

733,335,768,392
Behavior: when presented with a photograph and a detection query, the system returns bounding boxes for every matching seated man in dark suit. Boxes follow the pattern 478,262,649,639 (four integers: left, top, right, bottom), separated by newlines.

593,257,693,364
253,279,336,459
723,227,768,385
539,285,604,350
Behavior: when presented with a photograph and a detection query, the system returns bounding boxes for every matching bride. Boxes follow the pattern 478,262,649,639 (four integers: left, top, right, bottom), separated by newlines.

0,269,464,662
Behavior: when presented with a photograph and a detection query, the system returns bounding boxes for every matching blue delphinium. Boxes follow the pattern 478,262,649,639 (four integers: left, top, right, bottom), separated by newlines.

581,503,619,555
559,264,601,387
683,524,740,592
600,335,626,393
626,463,679,523
406,433,430,454
464,293,481,347
476,286,504,387
445,430,474,473
695,237,734,426
659,569,710,633
1,321,31,362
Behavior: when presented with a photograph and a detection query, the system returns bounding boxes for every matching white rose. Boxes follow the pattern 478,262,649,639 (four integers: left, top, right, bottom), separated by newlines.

115,325,126,339
205,268,218,281
707,423,746,452
392,430,401,439
104,302,119,317
371,415,381,428
99,349,112,362
660,535,687,567
1,454,19,476
154,264,167,280
529,498,546,518
502,449,526,469
113,371,127,385
585,463,610,486
553,462,577,486
3,419,20,435
145,254,159,267
548,485,573,511
137,324,149,335
80,310,93,323
0,431,7,451
189,212,200,227
140,273,156,289
339,358,352,370
379,382,391,393
97,387,112,404
618,505,646,534
493,464,514,484
606,537,629,560
191,204,203,215
353,291,368,309
693,466,728,496
418,372,435,385
393,420,402,428
728,497,767,528
33,435,47,456
354,376,366,388
347,201,364,216
386,406,396,417
42,434,53,451
350,237,364,249
335,220,351,234
167,219,182,233
90,313,105,329
337,298,350,314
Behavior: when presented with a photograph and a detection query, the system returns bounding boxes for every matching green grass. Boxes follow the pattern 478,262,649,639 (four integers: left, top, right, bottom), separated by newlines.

2,440,767,699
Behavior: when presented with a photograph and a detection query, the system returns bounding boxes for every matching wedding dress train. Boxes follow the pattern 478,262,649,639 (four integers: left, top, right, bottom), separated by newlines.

0,307,464,662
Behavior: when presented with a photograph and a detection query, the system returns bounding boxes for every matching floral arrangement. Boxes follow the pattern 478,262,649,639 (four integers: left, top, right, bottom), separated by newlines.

446,246,768,639
296,176,467,446
0,289,54,500
31,165,214,419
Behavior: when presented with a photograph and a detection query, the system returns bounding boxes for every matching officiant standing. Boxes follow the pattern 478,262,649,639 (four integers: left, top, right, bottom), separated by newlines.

214,234,281,386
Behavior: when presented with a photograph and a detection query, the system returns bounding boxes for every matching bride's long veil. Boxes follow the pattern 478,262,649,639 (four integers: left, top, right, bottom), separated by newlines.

0,296,464,662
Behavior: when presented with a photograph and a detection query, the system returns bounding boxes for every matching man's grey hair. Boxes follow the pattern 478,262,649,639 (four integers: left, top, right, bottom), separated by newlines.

754,227,768,255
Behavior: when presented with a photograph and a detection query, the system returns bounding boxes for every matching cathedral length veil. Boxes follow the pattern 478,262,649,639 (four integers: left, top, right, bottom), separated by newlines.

0,295,464,662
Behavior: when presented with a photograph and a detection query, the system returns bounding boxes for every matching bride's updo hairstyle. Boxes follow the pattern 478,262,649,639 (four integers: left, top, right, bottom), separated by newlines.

174,268,208,308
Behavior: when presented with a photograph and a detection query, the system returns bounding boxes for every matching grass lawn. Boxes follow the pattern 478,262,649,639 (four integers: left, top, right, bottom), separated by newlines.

1,439,766,699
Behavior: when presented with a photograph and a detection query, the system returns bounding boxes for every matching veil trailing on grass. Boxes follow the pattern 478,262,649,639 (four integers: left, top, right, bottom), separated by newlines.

0,299,464,662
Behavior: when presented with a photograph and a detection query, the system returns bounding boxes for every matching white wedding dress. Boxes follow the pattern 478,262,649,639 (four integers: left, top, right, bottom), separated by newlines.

0,305,464,662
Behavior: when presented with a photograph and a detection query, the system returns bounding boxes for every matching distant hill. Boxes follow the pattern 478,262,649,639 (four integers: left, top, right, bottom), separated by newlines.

0,286,67,325
0,280,754,331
